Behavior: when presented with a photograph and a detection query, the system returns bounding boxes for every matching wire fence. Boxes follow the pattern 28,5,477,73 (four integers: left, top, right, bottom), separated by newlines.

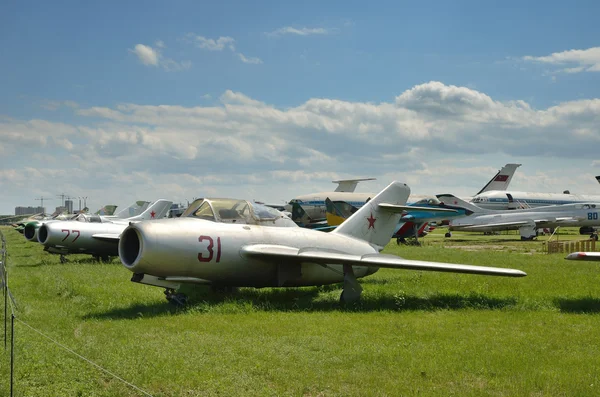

1,229,154,397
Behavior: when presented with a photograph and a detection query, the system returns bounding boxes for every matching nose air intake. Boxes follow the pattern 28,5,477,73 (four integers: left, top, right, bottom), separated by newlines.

120,227,142,268
38,224,49,244
24,224,37,241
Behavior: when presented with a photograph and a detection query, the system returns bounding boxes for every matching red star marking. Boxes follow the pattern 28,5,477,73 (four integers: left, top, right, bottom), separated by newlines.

453,201,458,205
150,211,156,219
367,212,376,229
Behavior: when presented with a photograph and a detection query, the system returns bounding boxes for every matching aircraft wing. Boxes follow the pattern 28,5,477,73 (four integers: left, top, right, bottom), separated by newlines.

565,252,600,261
379,203,457,213
92,233,121,241
241,244,526,277
461,220,533,230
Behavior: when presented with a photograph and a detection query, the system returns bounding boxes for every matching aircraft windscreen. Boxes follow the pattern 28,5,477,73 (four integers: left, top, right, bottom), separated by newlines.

192,201,216,221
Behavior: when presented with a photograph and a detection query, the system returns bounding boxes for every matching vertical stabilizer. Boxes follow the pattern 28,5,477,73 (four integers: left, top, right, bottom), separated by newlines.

332,181,410,247
476,163,521,195
596,176,600,185
128,199,173,221
115,201,151,218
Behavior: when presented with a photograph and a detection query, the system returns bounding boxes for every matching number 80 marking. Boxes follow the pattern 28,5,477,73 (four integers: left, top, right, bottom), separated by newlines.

588,212,598,220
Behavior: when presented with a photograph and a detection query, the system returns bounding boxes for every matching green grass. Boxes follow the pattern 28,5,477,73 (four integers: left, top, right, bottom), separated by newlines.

1,226,600,396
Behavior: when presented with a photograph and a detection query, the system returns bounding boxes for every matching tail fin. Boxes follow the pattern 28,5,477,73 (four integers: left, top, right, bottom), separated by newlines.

115,201,150,218
436,194,488,215
476,163,521,195
332,181,410,247
596,176,600,185
291,202,315,225
128,199,173,221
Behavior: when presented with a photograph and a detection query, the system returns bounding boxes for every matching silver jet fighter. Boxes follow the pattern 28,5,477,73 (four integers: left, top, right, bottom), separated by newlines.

37,199,172,262
23,201,151,243
118,181,526,305
438,194,600,240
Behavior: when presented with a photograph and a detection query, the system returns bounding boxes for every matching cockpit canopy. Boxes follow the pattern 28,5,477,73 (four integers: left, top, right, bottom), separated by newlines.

413,197,441,206
182,198,296,227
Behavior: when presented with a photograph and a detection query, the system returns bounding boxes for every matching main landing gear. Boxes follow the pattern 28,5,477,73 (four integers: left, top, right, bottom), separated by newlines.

59,255,68,264
165,288,188,306
92,255,111,262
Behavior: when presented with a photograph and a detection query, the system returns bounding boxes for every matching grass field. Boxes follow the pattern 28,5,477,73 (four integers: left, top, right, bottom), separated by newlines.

1,226,600,396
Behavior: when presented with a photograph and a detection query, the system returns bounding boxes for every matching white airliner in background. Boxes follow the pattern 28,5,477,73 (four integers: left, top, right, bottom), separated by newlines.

471,175,600,211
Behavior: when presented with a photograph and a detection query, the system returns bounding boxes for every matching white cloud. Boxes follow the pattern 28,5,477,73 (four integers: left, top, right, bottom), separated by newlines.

185,33,262,65
238,53,263,64
188,35,236,51
129,42,191,72
4,82,600,213
522,47,600,74
267,27,337,37
131,44,159,66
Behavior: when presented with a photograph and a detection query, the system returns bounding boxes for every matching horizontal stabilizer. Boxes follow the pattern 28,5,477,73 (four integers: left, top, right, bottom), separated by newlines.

565,252,600,261
333,178,376,192
241,244,526,277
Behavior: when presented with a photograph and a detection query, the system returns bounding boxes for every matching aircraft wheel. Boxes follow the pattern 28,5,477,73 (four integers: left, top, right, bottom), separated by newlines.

444,232,452,238
165,289,188,306
591,234,599,241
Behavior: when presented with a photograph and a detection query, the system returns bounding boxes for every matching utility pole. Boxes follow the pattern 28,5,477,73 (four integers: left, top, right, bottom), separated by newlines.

78,197,82,212
82,196,88,210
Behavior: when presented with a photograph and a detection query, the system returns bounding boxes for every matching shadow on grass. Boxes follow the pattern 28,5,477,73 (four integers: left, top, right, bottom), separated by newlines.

83,286,518,320
555,297,600,313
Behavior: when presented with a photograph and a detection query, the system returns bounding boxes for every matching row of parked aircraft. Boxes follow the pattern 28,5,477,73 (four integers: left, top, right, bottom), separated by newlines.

11,164,600,305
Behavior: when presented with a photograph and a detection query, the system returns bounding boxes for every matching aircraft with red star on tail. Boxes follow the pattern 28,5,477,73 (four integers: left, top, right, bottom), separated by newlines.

117,182,526,305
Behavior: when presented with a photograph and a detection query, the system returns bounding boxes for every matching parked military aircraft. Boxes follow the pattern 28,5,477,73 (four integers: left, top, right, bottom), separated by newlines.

37,199,172,262
117,181,526,305
23,201,150,242
437,194,600,240
285,164,520,227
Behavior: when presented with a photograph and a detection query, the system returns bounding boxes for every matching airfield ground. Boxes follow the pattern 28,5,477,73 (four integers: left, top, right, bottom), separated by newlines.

1,225,599,396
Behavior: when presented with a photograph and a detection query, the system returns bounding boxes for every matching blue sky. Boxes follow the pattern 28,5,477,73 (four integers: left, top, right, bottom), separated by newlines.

1,0,600,213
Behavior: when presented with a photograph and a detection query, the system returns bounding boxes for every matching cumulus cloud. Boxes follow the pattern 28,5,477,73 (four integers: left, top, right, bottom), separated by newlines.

238,53,263,64
187,35,236,51
185,33,262,65
131,44,159,66
522,46,600,74
4,81,600,213
267,26,337,37
129,42,191,71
